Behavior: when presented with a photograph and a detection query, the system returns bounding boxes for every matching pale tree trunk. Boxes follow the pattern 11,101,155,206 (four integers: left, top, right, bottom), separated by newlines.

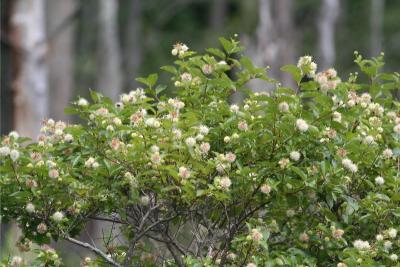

275,0,296,87
123,0,142,90
370,0,385,56
11,0,48,138
97,0,122,101
2,0,48,255
46,0,77,121
251,0,295,91
318,0,340,70
209,0,228,33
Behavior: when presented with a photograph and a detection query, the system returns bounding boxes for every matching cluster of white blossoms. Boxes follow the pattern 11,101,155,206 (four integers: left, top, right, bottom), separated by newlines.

26,203,35,213
260,184,272,194
84,157,99,169
289,151,301,161
250,228,263,242
297,55,317,77
213,175,232,190
353,239,371,250
296,119,309,132
375,176,385,185
178,166,191,179
341,158,358,173
144,117,161,128
77,97,89,106
238,120,248,131
278,101,289,113
120,88,146,104
48,168,60,179
52,211,64,223
171,42,189,56
315,68,341,93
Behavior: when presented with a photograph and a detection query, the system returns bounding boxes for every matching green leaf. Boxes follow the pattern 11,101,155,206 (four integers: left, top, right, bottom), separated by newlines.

136,73,158,88
219,37,234,53
280,65,301,83
290,166,307,180
206,48,225,59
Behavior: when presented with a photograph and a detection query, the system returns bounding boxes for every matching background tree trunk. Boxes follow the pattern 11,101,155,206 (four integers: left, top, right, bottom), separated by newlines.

318,0,340,69
123,0,142,91
209,0,228,33
370,0,385,56
11,0,48,138
97,0,122,100
251,0,295,91
46,0,77,121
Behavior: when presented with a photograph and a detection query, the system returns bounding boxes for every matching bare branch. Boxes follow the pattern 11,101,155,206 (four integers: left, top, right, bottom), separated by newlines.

65,236,122,267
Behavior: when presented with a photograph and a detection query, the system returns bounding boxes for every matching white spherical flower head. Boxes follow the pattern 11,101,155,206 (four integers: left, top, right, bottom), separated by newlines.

64,134,73,142
220,176,232,189
198,125,209,135
52,211,64,222
299,232,310,242
278,102,289,113
238,121,248,131
342,158,358,173
260,184,272,194
225,152,236,163
224,136,231,143
9,131,19,139
26,203,35,213
353,239,370,250
77,98,89,106
390,254,398,262
296,119,309,132
251,228,263,242
11,256,23,267
86,157,95,166
48,169,59,179
37,222,48,234
0,146,11,157
337,263,347,267
388,228,397,238
150,152,162,165
172,129,182,139
384,240,393,249
376,234,384,241
199,142,210,154
382,148,393,159
394,124,400,134
230,104,239,113
179,166,191,179
180,72,192,83
375,176,384,185
185,137,196,147
246,263,256,267
363,135,374,145
150,145,160,153
10,149,20,162
290,151,301,161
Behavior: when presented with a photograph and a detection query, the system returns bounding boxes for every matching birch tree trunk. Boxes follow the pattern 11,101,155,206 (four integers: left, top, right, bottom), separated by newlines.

11,0,48,138
318,0,340,70
123,0,142,90
370,0,385,56
97,0,122,100
252,0,295,91
46,0,77,121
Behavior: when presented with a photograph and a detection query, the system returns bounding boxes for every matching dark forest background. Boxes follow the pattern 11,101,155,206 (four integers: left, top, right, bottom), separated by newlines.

1,0,399,264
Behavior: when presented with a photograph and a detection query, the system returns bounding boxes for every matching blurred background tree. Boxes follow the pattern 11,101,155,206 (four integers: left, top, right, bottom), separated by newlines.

1,0,399,264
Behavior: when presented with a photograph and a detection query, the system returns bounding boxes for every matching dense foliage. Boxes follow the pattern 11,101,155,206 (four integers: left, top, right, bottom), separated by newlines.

1,37,400,267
